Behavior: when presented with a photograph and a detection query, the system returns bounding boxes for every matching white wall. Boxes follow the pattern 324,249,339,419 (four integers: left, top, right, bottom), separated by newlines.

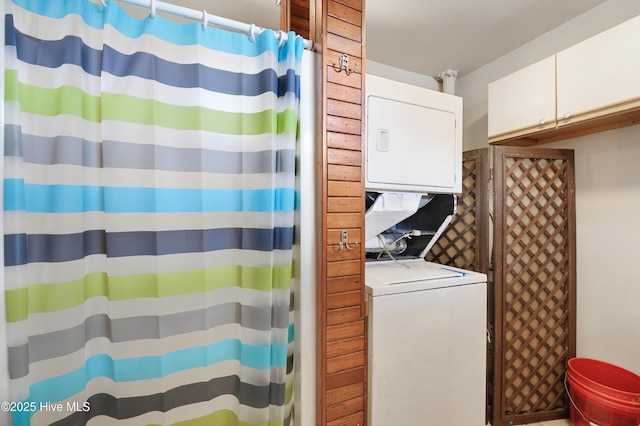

367,59,439,91
293,50,318,426
457,0,640,374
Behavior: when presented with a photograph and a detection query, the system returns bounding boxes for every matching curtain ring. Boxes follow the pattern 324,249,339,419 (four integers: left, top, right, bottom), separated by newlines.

249,24,256,43
202,10,208,31
277,30,286,47
149,0,156,18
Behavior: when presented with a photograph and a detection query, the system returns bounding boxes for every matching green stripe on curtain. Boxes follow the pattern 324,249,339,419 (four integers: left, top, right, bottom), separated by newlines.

5,264,293,322
5,71,299,134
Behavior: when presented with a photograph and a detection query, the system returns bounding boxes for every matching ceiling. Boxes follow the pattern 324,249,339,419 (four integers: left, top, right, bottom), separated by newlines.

118,0,607,78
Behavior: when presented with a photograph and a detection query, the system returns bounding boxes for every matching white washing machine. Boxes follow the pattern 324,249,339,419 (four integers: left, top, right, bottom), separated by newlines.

366,259,487,426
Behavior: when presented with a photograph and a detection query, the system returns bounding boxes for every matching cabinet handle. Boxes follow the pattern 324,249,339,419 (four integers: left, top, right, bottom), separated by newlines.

539,119,546,125
563,112,571,119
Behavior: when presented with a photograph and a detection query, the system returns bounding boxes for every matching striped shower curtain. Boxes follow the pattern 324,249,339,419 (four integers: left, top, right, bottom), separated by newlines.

3,0,304,424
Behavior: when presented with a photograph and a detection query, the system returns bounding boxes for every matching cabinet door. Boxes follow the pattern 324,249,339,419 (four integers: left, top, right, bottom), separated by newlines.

367,95,459,193
492,147,576,426
557,15,640,125
488,56,556,142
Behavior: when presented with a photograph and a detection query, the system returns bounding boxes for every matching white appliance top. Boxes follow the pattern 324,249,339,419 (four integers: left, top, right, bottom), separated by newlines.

365,259,486,296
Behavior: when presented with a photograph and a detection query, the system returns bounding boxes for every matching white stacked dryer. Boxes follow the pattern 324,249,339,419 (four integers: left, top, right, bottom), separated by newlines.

365,75,487,426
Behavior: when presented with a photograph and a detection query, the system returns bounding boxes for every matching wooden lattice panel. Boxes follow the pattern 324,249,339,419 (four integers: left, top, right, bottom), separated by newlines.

493,147,576,425
426,149,490,273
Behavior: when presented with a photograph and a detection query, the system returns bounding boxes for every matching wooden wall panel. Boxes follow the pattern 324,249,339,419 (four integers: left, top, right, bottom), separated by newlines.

327,133,361,151
328,199,361,215
327,148,361,165
287,0,366,423
326,320,364,342
327,16,362,42
283,0,312,38
327,412,364,426
327,382,363,405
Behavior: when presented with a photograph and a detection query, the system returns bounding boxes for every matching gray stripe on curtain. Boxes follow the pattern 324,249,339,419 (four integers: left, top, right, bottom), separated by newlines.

4,125,103,167
50,377,288,425
4,125,295,173
8,303,290,379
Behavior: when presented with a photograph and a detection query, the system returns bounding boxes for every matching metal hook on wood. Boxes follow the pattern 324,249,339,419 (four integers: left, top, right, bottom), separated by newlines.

333,53,359,76
339,230,360,251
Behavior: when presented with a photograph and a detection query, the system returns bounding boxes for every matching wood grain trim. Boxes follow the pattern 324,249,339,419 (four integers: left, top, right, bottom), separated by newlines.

327,351,365,374
327,15,362,42
285,0,312,38
291,0,310,12
327,411,364,426
290,15,310,35
326,33,361,58
328,1,362,27
327,83,362,104
328,165,361,182
327,62,362,88
328,149,361,166
327,337,364,360
327,180,361,197
327,133,362,151
327,260,361,278
327,245,361,262
328,99,362,120
327,366,365,390
327,305,362,325
327,116,361,135
326,275,362,294
490,100,640,146
326,382,364,406
467,149,490,274
288,0,366,424
327,291,362,310
327,212,362,229
326,320,364,342
488,121,557,145
326,396,364,422
328,196,362,212
332,0,362,11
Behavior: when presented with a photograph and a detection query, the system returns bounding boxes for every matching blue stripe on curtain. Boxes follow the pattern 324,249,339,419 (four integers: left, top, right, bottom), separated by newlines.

11,0,296,58
5,227,295,266
10,341,287,424
7,25,300,98
4,180,296,213
30,341,288,402
4,0,304,424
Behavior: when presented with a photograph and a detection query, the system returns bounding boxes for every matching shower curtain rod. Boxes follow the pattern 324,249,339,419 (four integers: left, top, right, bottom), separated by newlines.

114,0,313,49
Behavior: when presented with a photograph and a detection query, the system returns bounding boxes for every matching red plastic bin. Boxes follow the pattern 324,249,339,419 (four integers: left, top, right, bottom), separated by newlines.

567,358,640,426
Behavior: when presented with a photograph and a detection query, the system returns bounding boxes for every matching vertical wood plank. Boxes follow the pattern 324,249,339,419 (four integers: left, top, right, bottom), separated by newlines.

287,0,366,424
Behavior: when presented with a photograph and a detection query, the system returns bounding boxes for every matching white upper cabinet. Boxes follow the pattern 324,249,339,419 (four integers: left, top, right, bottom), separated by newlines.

556,14,640,125
488,14,640,145
488,56,556,142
